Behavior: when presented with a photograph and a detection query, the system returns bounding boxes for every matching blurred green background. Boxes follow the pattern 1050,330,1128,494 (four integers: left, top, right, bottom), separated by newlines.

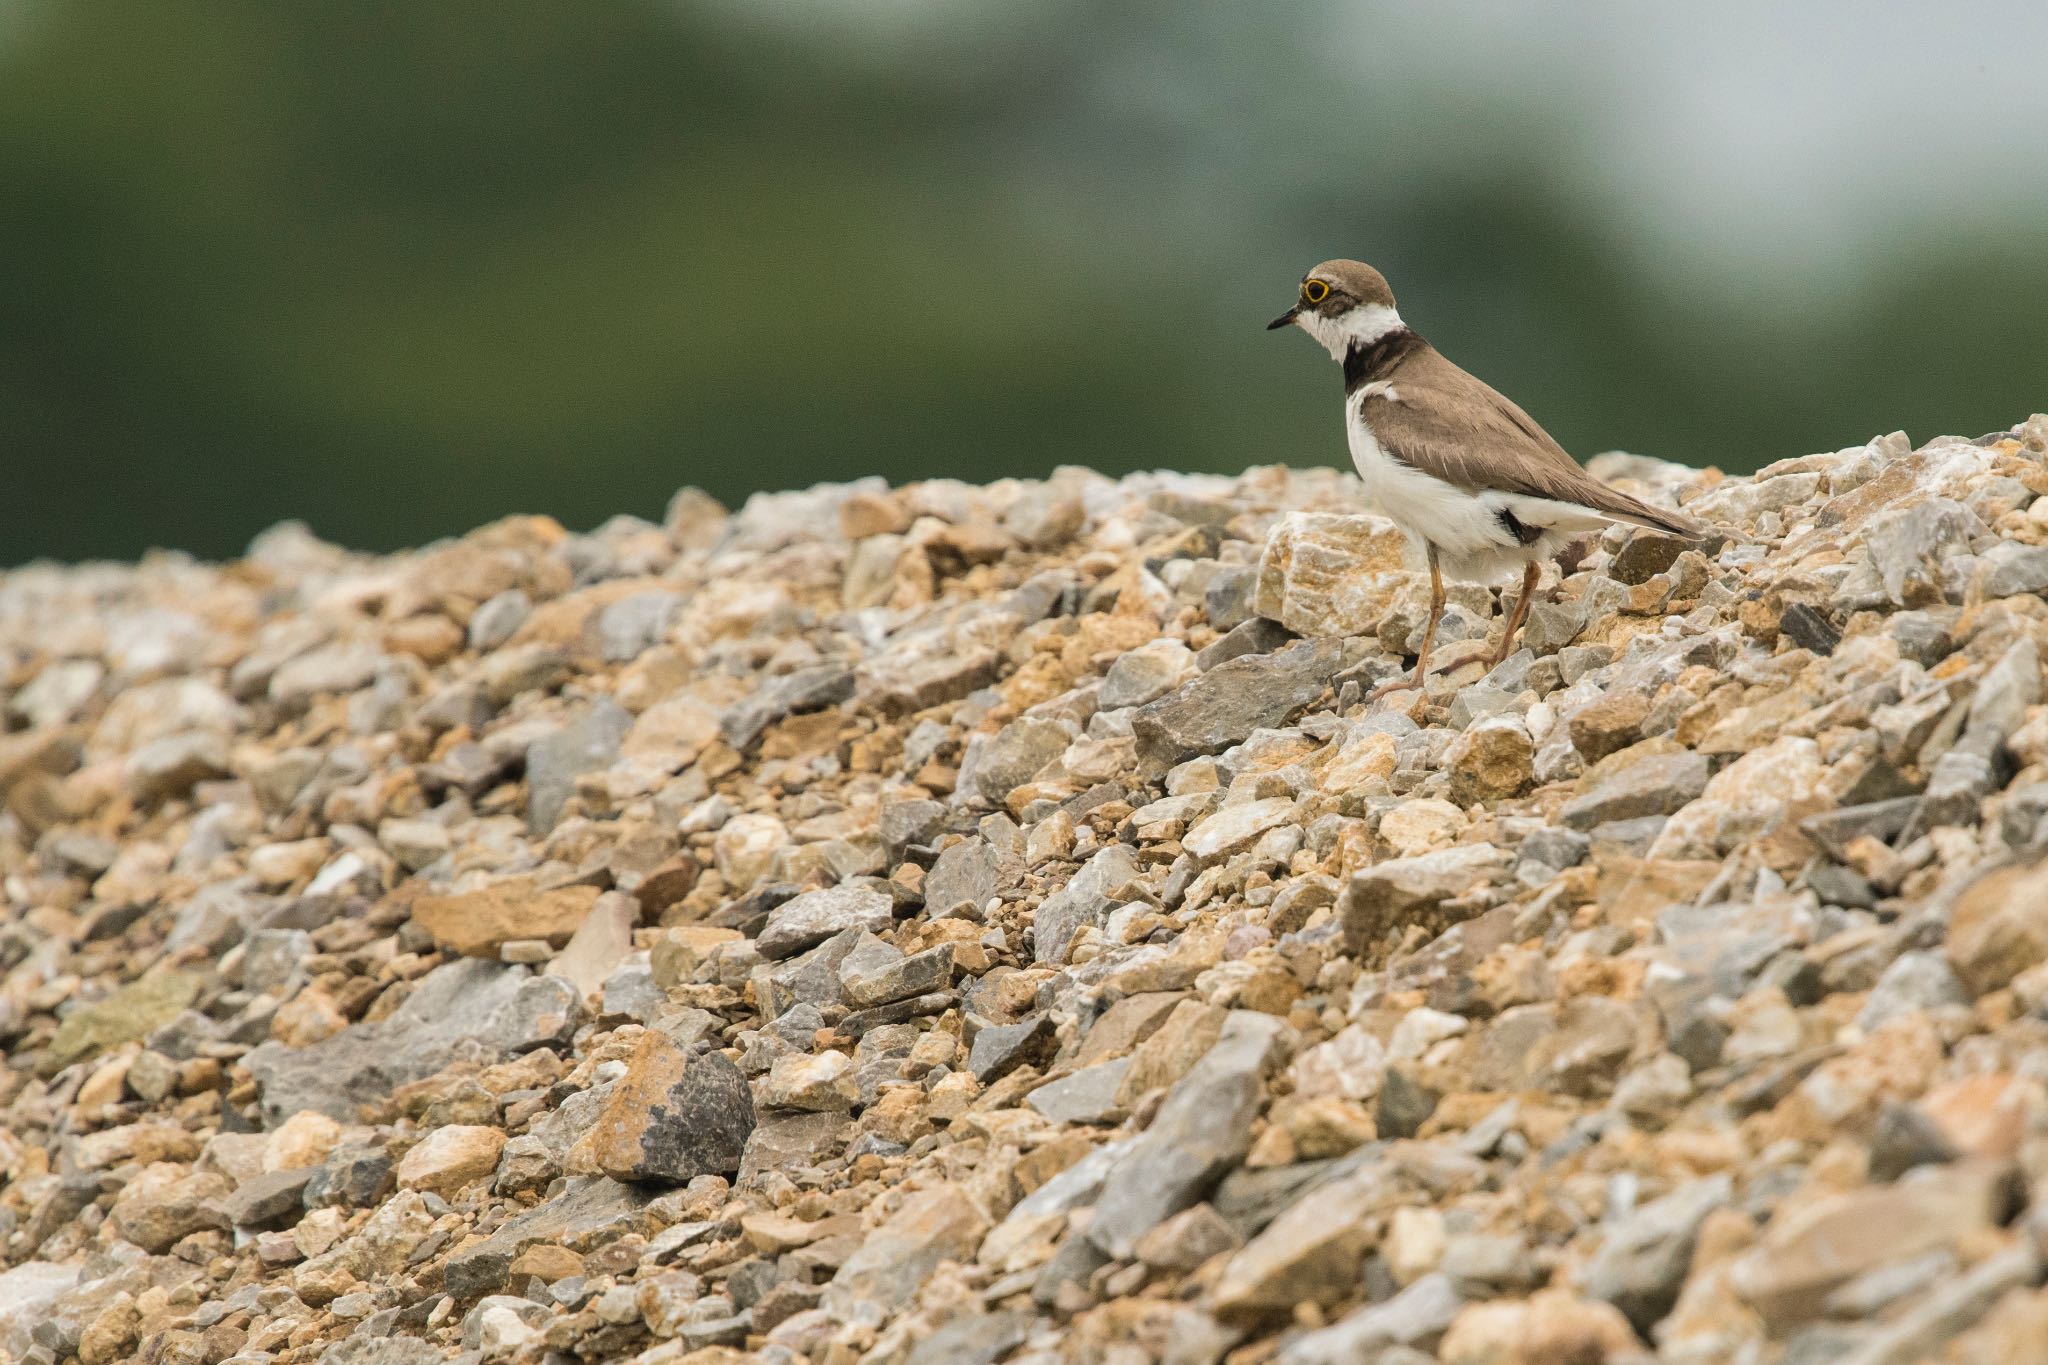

4,1,2046,566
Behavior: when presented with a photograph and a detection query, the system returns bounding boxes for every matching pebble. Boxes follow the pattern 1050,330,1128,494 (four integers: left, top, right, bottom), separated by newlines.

9,423,2048,1365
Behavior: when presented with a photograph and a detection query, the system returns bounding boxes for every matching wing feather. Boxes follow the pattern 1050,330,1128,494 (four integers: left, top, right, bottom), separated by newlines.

1367,350,1702,538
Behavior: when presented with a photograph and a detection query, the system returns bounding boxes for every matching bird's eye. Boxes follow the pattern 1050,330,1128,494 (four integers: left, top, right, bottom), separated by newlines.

1302,279,1330,304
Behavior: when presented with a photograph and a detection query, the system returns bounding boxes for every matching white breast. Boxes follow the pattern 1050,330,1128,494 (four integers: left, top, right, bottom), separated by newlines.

1345,392,1509,567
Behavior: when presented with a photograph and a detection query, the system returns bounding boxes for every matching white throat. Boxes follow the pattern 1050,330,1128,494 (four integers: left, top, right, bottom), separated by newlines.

1297,303,1405,362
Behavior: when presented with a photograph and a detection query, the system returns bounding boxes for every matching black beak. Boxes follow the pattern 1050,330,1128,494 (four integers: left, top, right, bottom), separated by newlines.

1266,306,1299,331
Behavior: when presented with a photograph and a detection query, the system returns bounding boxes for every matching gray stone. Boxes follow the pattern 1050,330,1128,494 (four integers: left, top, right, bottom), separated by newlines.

1338,845,1508,955
317,1337,449,1365
1032,844,1145,964
1869,498,1982,606
1132,637,1361,769
443,1176,656,1298
1100,640,1198,710
483,972,582,1052
1204,566,1259,633
526,698,632,833
241,927,315,995
843,942,954,1008
1559,751,1709,830
1579,1174,1730,1334
1856,951,1969,1031
721,664,856,751
879,798,947,857
1868,1103,1961,1183
924,837,1004,919
468,590,531,650
1195,617,1293,672
1277,1273,1462,1364
1973,542,2048,598
220,1167,314,1227
303,1144,395,1209
1376,1067,1439,1140
1025,1058,1130,1124
966,717,1072,805
596,590,684,662
1088,1012,1289,1257
757,883,895,960
740,1109,849,1181
126,730,231,803
599,962,664,1022
245,958,528,1125
905,1311,1034,1365
968,1012,1057,1083
587,1036,755,1184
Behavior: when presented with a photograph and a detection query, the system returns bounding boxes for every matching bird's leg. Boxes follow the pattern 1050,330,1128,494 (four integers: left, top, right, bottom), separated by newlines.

1488,561,1541,666
1365,544,1444,701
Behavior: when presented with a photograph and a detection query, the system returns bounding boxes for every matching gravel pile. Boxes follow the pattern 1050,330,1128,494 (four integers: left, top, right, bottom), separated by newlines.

7,417,2048,1364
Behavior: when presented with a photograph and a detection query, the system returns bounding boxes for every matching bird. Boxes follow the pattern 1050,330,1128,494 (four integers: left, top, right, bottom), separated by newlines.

1268,259,1703,697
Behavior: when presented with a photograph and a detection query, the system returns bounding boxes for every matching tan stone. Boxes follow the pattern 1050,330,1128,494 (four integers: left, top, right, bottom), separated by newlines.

412,879,602,957
1949,861,2048,996
508,1243,585,1283
1726,1159,2020,1327
1116,1000,1226,1105
1438,1290,1641,1365
263,1111,342,1172
397,1125,506,1196
1447,717,1534,805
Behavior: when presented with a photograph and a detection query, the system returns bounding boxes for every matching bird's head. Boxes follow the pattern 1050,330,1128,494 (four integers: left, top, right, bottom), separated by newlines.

1268,259,1403,359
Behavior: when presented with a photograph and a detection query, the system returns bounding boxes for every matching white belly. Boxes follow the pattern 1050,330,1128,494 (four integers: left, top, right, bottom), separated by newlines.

1345,398,1600,582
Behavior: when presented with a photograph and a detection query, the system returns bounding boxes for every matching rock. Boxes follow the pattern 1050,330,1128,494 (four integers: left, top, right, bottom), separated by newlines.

923,838,1005,919
526,698,631,832
966,717,1071,805
842,941,954,1007
1033,844,1144,964
1213,1163,1403,1316
824,1184,991,1315
758,882,895,959
1132,637,1362,769
221,1167,315,1227
397,1125,506,1196
586,1032,755,1182
412,879,601,958
43,970,203,1075
1253,512,1410,636
484,972,582,1053
1445,717,1533,805
1101,639,1199,710
1856,950,1969,1031
1026,1058,1131,1124
722,664,856,751
317,1339,448,1365
1089,1011,1290,1257
1948,860,2048,995
1559,748,1709,830
1437,1290,1640,1365
443,1176,657,1299
1727,1160,2020,1328
1567,692,1651,762
904,1310,1034,1365
968,1013,1057,1083
1277,1273,1463,1364
109,1163,232,1252
763,1049,859,1110
1579,1174,1729,1334
126,730,232,802
1184,798,1299,863
1339,845,1508,954
246,958,530,1124
1973,541,2048,598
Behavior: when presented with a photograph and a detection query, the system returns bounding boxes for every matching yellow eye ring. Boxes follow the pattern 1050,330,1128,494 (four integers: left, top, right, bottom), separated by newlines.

1302,279,1330,304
